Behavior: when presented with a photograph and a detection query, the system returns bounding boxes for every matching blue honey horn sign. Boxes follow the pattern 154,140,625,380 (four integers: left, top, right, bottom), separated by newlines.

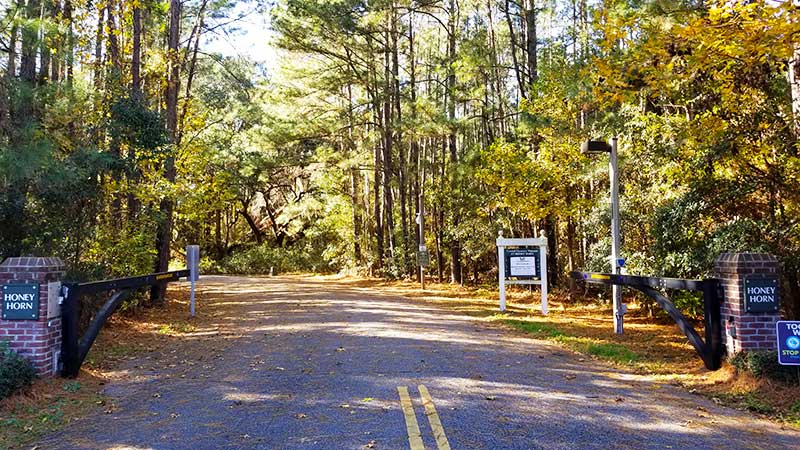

743,275,779,313
2,284,40,320
776,321,800,366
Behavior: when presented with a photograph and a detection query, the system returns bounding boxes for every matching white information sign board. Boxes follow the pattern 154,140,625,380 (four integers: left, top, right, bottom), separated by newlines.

497,231,548,314
510,256,537,277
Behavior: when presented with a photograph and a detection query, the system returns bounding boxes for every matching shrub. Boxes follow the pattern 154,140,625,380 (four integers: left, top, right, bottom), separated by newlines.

730,351,799,384
0,342,37,400
218,241,337,275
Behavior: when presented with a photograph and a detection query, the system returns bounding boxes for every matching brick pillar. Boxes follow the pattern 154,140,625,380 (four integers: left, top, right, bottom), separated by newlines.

714,253,781,356
0,257,65,376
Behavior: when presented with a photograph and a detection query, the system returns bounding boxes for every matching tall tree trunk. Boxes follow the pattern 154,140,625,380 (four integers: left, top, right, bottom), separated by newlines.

486,0,505,136
105,0,121,76
447,0,461,284
128,0,143,221
504,0,525,99
367,36,384,270
789,43,800,138
215,208,222,258
409,16,422,280
391,4,409,276
239,203,265,245
347,80,363,263
132,1,142,98
525,0,537,92
39,0,53,83
48,0,61,82
177,0,208,144
64,0,73,82
6,0,20,79
152,0,181,303
19,0,39,84
93,4,104,89
106,0,123,223
382,21,396,261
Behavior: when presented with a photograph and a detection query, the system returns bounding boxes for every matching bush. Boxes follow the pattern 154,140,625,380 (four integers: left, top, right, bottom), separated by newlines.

730,351,799,384
0,342,37,400
218,241,337,275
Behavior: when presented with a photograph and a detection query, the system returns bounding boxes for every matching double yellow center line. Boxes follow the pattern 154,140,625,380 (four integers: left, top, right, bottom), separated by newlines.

397,385,451,450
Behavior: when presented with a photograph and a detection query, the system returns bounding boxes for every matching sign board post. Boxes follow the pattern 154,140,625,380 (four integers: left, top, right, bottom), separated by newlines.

187,245,200,317
496,231,548,314
777,321,800,366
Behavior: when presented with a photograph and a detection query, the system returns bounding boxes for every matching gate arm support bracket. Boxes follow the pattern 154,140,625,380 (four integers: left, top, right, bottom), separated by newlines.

570,271,723,371
635,286,718,370
77,289,133,371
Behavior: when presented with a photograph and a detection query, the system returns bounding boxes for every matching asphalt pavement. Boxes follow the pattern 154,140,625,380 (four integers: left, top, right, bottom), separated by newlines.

34,275,800,450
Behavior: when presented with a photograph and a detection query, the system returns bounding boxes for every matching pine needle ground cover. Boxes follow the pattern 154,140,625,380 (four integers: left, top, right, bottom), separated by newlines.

0,287,211,449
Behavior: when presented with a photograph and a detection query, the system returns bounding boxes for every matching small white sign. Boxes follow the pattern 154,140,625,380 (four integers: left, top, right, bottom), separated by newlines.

47,281,61,319
510,257,536,277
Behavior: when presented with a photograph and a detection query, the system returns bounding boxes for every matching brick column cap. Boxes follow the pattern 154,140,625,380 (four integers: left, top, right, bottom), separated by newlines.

713,252,778,275
0,257,65,272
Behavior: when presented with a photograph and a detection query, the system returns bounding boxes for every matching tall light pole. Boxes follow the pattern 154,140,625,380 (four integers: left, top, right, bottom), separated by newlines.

582,138,625,334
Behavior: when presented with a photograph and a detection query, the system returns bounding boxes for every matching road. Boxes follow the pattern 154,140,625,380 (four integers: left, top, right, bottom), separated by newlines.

35,275,800,450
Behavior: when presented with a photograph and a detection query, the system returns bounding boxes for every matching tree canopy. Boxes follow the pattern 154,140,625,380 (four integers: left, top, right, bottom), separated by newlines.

1,0,799,317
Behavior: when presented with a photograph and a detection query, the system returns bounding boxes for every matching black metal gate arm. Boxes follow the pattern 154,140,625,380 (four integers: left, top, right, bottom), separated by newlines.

61,270,190,377
570,271,722,371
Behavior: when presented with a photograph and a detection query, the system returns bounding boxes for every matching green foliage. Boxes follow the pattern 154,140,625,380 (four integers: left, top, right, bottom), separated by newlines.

730,351,799,384
218,242,336,275
0,342,37,400
109,97,169,153
61,381,82,393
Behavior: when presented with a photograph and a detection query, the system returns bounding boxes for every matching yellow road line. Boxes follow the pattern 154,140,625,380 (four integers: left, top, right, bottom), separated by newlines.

398,386,425,450
418,385,451,450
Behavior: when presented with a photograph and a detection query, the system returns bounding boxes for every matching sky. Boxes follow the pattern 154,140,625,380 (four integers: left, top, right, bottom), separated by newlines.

201,1,280,75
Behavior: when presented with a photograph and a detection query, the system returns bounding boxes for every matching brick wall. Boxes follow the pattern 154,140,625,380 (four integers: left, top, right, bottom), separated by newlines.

714,253,781,356
0,257,65,376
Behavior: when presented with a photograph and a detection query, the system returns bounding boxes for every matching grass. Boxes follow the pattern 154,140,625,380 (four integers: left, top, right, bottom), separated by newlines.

502,319,565,338
502,317,639,364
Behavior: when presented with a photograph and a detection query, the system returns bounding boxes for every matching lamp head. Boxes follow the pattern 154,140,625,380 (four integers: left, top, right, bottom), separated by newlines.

581,140,612,154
